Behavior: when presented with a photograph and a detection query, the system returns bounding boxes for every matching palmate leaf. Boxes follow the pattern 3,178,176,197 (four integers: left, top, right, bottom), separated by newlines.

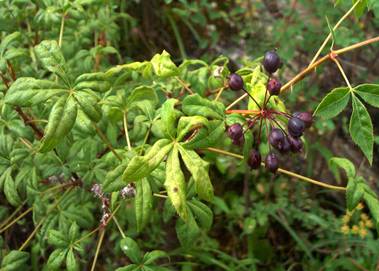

349,95,373,164
74,89,102,122
161,99,182,139
120,237,143,264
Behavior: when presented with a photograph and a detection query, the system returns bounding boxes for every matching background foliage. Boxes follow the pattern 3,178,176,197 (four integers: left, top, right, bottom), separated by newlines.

0,0,379,270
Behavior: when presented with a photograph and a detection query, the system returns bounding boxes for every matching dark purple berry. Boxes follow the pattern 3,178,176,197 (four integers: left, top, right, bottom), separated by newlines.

267,78,282,96
293,112,313,129
288,117,305,138
265,152,279,173
227,123,244,146
248,149,261,169
228,73,244,91
263,51,281,74
232,135,245,146
287,135,303,153
269,128,285,150
279,136,291,153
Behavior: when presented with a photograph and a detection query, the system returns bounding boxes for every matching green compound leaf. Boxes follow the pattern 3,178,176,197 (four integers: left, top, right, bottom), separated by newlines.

182,94,225,120
40,95,78,152
349,95,373,165
135,178,153,232
1,250,29,271
165,145,188,221
123,139,173,182
314,87,350,119
4,78,68,107
355,83,379,108
178,145,214,201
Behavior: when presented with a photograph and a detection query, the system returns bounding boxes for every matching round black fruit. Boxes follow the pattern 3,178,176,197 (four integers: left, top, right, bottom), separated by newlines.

228,73,244,91
287,135,303,153
263,51,281,74
288,117,305,138
269,128,285,150
248,149,261,169
265,152,279,173
227,123,244,146
279,136,291,153
293,112,313,128
267,78,281,96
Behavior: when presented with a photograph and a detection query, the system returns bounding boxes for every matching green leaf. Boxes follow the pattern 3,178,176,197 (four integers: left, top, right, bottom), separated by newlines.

176,116,208,142
123,139,173,182
127,86,158,108
314,87,350,119
74,89,102,122
135,178,153,232
1,250,29,271
150,50,177,77
4,78,68,106
120,237,143,264
181,120,224,149
143,250,168,265
103,161,129,193
66,249,78,271
161,99,182,139
48,229,69,247
349,95,373,164
355,84,379,108
182,94,225,120
187,198,213,230
363,192,379,232
74,72,111,93
3,169,21,206
40,95,78,152
329,157,355,178
46,249,67,270
115,264,140,271
353,0,368,17
346,177,364,211
175,210,200,248
35,40,68,81
165,145,188,220
0,32,21,56
178,145,214,201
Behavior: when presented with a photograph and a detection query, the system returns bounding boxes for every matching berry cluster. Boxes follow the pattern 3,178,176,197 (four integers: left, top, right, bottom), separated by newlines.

227,51,313,173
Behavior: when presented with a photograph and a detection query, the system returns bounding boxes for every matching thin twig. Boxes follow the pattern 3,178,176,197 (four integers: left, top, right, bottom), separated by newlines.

90,229,105,271
123,112,132,151
205,147,346,191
